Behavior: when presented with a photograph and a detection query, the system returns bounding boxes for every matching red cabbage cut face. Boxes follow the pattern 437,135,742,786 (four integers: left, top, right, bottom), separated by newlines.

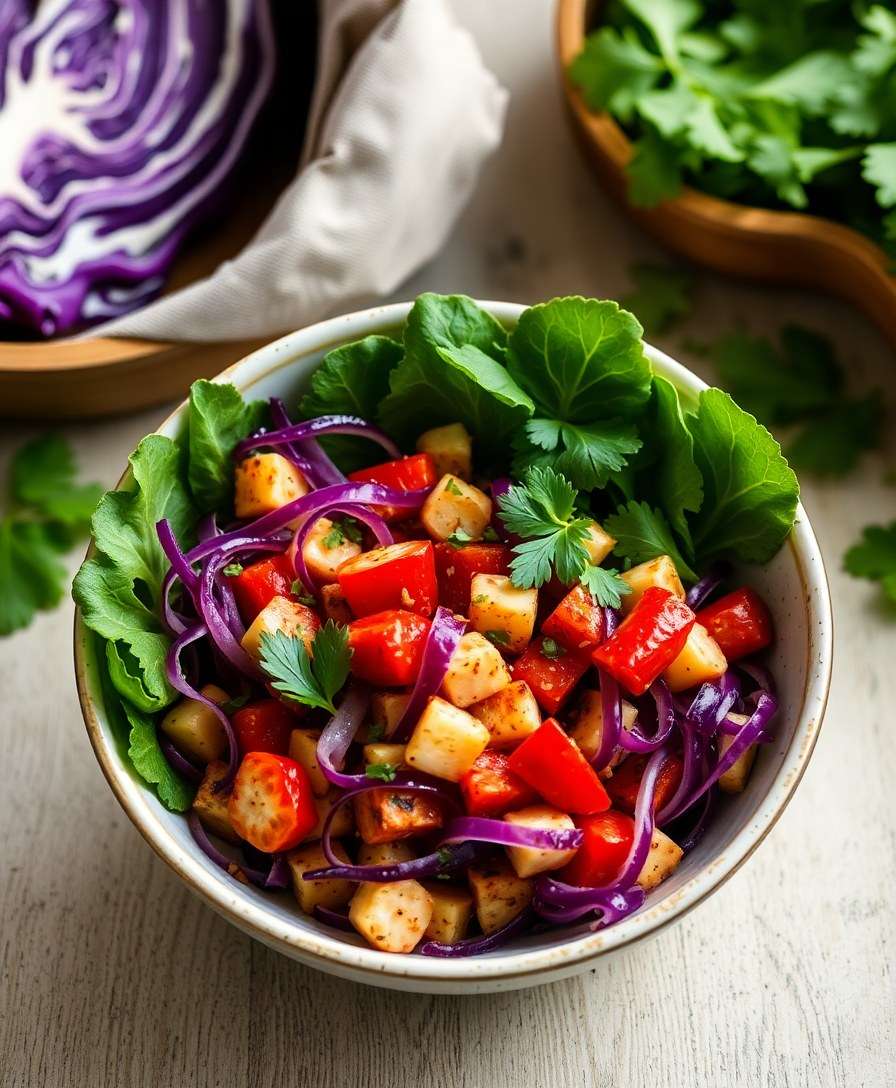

0,0,275,337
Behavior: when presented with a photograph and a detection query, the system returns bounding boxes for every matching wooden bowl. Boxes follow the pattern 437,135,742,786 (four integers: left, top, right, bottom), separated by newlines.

556,0,896,344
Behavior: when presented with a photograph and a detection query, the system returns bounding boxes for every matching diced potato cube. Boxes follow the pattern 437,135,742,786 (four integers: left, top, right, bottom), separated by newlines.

302,517,362,583
423,884,474,943
468,574,537,654
192,760,240,843
467,857,534,934
636,828,683,891
234,452,309,519
320,583,353,625
349,880,433,953
718,713,757,793
469,680,542,748
420,474,492,542
620,555,686,614
405,697,490,781
442,632,511,708
353,787,443,844
664,623,727,693
503,805,579,878
363,743,406,767
287,841,354,914
357,841,416,866
567,688,638,762
369,690,411,739
240,595,318,662
416,422,473,480
160,683,230,764
288,729,329,797
582,522,616,565
301,789,354,844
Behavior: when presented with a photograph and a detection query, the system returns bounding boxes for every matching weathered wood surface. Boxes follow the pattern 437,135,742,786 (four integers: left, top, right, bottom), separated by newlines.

1,3,893,1084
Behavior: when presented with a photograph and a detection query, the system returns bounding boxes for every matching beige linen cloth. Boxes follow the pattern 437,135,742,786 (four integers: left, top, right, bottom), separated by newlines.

94,0,507,342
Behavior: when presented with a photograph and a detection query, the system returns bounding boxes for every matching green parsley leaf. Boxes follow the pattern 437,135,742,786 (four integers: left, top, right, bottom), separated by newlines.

366,722,386,743
445,477,463,496
568,26,663,121
0,519,68,636
579,565,632,609
484,629,511,647
222,693,252,714
186,381,266,515
482,525,500,542
863,143,896,207
259,621,351,714
10,434,103,526
323,523,346,549
289,579,316,605
844,522,896,604
366,762,398,783
514,417,642,491
786,393,885,477
436,846,455,866
605,500,697,583
626,131,683,207
540,637,566,660
621,263,695,335
445,527,476,549
222,562,244,577
472,594,490,605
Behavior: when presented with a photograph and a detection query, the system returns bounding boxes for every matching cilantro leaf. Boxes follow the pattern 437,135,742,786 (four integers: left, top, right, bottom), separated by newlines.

10,434,102,526
844,522,896,604
569,27,662,121
187,381,266,514
123,701,194,812
259,621,351,714
748,52,850,116
863,143,896,207
626,131,683,207
579,565,632,609
514,417,642,490
0,520,68,636
484,629,511,647
540,637,566,660
786,393,885,477
605,500,697,582
507,297,651,424
621,263,695,335
622,0,700,67
445,527,476,549
366,763,398,783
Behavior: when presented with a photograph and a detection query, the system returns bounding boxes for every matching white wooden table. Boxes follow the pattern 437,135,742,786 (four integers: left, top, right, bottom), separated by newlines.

2,3,894,1084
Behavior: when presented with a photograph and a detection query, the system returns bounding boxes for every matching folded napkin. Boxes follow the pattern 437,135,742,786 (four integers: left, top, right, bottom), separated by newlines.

95,0,507,342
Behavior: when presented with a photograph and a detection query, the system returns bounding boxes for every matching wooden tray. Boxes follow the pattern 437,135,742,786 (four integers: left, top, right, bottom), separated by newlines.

556,0,896,345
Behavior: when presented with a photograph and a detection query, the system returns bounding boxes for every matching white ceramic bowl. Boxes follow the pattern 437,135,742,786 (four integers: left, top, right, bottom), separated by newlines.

74,300,833,994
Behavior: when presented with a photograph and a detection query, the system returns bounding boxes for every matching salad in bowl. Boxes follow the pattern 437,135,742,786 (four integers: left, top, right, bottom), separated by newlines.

73,294,824,973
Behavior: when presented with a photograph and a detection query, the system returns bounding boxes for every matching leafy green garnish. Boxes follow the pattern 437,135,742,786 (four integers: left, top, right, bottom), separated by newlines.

222,562,244,577
123,701,194,812
445,527,475,549
484,629,511,647
187,381,266,514
514,417,643,491
605,500,697,583
258,621,351,715
445,477,463,496
540,637,566,660
482,525,500,542
580,565,632,609
621,263,695,335
290,580,317,606
366,722,386,743
366,762,398,783
844,522,896,605
323,517,363,550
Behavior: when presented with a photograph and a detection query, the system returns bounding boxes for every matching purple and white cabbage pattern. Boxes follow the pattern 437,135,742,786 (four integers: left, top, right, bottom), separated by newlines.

0,0,274,336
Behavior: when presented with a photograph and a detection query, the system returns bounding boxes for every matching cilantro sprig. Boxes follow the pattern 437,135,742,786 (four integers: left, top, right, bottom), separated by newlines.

844,522,896,607
259,621,352,714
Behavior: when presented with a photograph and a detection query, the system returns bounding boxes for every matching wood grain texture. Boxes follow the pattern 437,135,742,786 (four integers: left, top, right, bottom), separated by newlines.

1,3,894,1085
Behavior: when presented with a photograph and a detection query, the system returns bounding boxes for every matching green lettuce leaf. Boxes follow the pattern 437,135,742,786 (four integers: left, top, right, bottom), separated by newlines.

123,700,194,812
187,381,266,514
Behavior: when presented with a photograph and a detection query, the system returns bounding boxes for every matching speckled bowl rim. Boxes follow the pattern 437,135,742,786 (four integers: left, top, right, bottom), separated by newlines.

74,300,833,988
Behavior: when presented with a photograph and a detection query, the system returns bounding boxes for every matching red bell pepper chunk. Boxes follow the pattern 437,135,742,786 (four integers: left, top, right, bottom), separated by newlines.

228,553,296,623
337,539,438,618
459,750,540,818
606,752,683,815
511,635,591,715
348,453,438,521
348,609,431,687
227,752,317,852
592,587,696,697
696,587,773,662
560,810,635,887
433,542,511,614
232,699,299,757
507,718,611,815
541,583,605,652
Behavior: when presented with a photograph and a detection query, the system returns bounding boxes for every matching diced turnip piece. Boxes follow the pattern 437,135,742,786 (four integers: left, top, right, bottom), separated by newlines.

160,683,230,764
301,789,354,844
353,787,444,844
664,623,727,692
718,713,757,793
416,422,473,481
503,805,579,878
420,474,492,542
405,696,490,781
357,841,416,866
636,828,683,891
288,729,329,797
423,884,474,944
320,583,353,625
349,880,433,953
467,857,534,934
363,742,407,767
442,632,511,708
240,595,319,662
234,452,309,519
469,680,542,748
192,760,240,843
582,522,616,565
302,517,362,583
468,574,537,653
620,555,686,614
369,690,412,738
567,688,638,763
287,841,354,914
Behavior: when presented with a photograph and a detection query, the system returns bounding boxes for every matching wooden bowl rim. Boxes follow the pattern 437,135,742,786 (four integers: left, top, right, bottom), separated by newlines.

555,0,892,273
0,336,178,372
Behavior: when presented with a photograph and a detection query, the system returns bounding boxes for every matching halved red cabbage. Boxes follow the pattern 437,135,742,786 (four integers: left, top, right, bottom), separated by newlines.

0,0,275,336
